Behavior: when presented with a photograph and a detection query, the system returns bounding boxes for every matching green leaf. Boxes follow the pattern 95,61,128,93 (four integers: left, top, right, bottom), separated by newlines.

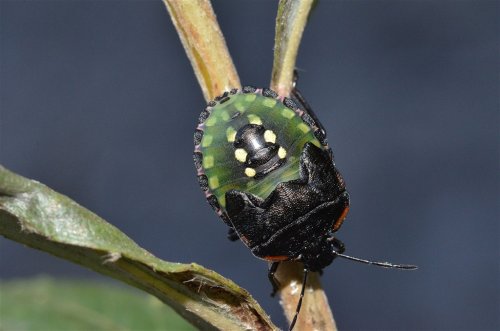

0,165,278,331
0,277,195,331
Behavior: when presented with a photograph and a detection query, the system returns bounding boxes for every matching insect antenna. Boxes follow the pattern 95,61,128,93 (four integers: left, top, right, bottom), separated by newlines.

288,268,309,331
333,251,417,270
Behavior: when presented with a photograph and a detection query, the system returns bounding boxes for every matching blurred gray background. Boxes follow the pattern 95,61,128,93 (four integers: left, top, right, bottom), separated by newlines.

1,1,498,330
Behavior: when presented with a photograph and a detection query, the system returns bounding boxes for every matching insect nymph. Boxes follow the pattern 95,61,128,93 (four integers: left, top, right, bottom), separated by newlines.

193,85,416,330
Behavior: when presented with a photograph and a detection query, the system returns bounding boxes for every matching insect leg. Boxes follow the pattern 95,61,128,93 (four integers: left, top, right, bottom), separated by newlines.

268,262,281,297
227,227,240,242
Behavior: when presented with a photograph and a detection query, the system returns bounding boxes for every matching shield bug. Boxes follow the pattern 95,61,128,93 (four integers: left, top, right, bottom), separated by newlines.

193,84,417,330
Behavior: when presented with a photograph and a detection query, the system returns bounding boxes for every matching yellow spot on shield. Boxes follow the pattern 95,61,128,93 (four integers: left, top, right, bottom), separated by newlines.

297,123,311,133
202,134,213,147
282,108,295,119
278,147,287,159
234,148,248,162
312,140,321,148
209,176,219,189
248,114,262,125
245,94,256,102
263,98,277,108
245,168,256,177
205,116,217,126
226,126,237,142
234,102,245,112
221,111,230,121
264,130,276,143
203,155,214,168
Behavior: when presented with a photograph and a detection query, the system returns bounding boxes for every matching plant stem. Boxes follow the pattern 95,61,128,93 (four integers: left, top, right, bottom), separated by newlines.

271,0,313,96
0,166,278,331
163,0,241,101
271,1,338,330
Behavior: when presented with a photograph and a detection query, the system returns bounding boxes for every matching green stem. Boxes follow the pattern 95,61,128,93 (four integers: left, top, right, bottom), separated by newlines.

163,0,241,101
271,1,338,330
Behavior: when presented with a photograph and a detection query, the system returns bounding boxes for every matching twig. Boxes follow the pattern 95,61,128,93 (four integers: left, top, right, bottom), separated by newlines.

163,0,241,101
271,1,338,330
